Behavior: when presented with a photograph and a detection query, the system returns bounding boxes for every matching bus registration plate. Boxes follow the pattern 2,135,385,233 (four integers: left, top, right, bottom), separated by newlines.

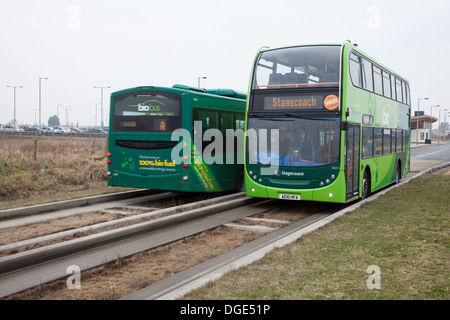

279,194,300,200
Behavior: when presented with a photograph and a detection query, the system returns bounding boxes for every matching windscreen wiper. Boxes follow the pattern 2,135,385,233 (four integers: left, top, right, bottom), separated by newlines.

249,112,293,121
249,112,271,118
283,112,320,119
283,112,337,120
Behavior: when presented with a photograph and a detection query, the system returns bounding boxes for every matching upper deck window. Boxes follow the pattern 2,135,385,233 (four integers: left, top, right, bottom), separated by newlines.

252,45,341,90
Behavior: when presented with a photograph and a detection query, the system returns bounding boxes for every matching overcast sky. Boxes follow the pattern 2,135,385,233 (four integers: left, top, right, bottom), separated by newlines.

1,0,449,127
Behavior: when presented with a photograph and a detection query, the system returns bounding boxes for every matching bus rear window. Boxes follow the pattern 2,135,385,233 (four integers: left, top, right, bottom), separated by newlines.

113,91,181,132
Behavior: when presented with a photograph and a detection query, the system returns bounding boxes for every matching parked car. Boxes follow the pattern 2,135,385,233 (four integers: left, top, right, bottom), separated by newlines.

39,127,54,134
54,126,72,134
1,125,13,131
2,125,23,132
88,128,107,134
21,126,39,132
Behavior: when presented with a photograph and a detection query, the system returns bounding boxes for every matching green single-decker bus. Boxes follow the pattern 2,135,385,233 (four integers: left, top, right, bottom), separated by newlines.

107,84,247,192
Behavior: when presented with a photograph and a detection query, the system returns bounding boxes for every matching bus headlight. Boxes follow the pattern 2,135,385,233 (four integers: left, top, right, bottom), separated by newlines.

183,175,188,181
319,173,338,187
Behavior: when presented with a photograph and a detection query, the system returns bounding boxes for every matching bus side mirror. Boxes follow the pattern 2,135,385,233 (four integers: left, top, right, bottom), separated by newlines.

341,121,349,131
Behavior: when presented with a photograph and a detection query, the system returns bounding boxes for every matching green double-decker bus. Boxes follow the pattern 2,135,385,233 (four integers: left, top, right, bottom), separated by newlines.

107,84,246,192
245,41,411,203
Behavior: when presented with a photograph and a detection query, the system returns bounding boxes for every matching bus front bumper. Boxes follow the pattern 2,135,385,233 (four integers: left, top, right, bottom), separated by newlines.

244,170,347,203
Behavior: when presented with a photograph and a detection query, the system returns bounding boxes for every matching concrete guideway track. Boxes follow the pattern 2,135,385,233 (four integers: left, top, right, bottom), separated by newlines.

0,195,265,298
122,209,338,300
0,192,240,255
0,189,161,222
123,160,450,300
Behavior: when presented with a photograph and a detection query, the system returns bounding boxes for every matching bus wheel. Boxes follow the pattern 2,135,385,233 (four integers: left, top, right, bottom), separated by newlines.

238,171,245,192
396,163,401,184
362,170,371,199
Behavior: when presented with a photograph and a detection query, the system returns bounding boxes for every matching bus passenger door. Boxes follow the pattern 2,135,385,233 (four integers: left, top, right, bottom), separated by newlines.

345,124,360,201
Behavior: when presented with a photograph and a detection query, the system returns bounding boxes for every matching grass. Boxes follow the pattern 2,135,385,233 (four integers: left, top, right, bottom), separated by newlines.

183,173,449,300
0,136,130,210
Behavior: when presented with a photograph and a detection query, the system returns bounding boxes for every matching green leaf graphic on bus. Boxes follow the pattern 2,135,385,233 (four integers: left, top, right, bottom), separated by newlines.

120,151,135,170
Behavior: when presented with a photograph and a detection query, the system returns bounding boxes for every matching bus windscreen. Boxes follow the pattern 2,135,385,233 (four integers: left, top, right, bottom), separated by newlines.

247,117,340,167
252,45,341,89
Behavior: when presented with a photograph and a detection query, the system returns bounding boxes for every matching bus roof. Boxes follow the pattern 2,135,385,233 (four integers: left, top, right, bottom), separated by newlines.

172,84,247,100
257,41,408,84
111,85,247,100
204,88,247,100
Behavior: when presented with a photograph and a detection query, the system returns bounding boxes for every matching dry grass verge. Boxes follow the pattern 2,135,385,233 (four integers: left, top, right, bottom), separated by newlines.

0,136,122,209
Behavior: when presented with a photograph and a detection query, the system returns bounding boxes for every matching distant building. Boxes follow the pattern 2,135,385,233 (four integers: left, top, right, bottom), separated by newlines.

411,111,437,144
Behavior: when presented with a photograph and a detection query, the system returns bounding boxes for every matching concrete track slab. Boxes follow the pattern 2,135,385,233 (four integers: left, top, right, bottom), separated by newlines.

0,199,268,298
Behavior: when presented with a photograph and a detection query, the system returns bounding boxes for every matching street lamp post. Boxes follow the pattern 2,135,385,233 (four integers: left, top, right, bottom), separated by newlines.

65,106,71,126
439,108,448,143
57,104,62,125
430,105,440,142
33,109,39,126
416,97,429,145
93,86,111,129
6,85,23,128
91,103,99,127
198,76,207,88
39,77,48,128
445,110,449,141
